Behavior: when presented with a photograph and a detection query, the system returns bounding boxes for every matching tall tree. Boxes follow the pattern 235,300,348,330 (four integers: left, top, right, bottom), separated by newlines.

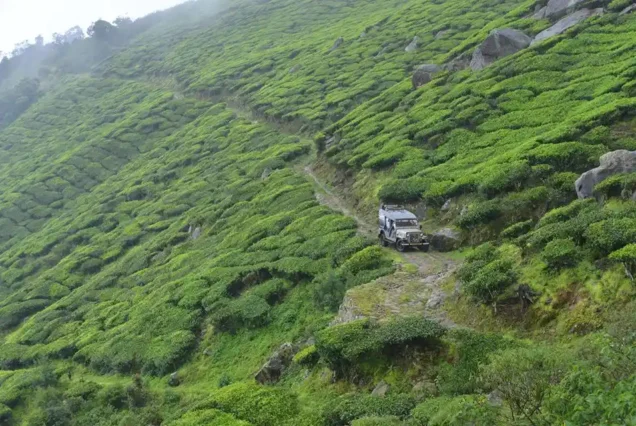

87,20,117,40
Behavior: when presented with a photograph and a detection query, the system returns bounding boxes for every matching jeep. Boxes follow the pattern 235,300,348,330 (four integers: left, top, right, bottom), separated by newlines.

378,205,430,252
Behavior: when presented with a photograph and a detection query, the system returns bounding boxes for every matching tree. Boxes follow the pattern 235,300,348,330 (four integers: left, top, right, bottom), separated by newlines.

113,16,133,28
87,20,117,40
35,35,44,47
64,26,85,43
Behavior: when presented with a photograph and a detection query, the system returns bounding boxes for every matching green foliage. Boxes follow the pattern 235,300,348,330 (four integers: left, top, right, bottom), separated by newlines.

324,393,416,426
541,238,580,270
168,409,252,426
480,345,571,425
459,244,519,305
410,395,500,426
205,382,299,426
351,416,402,426
436,329,515,395
293,345,319,366
316,317,445,374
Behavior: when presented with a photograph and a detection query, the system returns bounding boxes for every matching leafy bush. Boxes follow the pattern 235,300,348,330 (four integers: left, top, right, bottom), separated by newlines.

0,404,12,423
436,329,515,395
293,345,319,366
500,220,533,240
351,416,402,426
167,409,251,426
463,259,517,305
480,346,571,425
541,238,579,270
410,395,500,426
316,317,445,373
205,382,299,426
323,394,416,426
609,243,636,278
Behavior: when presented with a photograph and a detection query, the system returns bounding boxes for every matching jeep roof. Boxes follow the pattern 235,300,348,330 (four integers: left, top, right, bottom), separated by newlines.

380,205,418,220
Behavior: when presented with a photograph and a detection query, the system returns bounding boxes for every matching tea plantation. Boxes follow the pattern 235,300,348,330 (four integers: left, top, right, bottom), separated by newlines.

1,0,636,424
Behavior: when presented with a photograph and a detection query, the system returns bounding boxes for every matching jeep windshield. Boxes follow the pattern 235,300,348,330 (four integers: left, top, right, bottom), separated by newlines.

396,219,418,228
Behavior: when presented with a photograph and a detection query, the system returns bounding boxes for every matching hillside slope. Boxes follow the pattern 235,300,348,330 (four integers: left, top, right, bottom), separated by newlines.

1,0,636,424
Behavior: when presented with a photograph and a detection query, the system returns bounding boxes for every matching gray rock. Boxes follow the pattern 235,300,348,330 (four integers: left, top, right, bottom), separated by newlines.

430,228,462,252
575,150,636,198
620,3,636,14
544,0,586,18
255,343,296,384
168,372,180,387
289,65,301,74
372,381,390,397
470,29,532,71
191,226,202,240
359,31,367,38
261,167,272,179
533,5,548,19
405,36,419,52
444,52,472,72
435,29,450,39
532,8,604,45
426,290,446,309
329,37,344,52
488,390,503,407
441,199,452,211
412,64,442,89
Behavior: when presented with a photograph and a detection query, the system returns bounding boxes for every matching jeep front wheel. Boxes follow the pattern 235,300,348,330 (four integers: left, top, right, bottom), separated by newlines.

396,239,406,252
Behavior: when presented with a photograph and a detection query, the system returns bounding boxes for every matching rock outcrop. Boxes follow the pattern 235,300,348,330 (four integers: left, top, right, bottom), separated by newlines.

168,372,180,387
544,0,587,18
405,36,419,52
575,150,636,198
532,8,604,45
329,37,343,52
372,381,390,397
412,64,442,89
255,342,296,384
470,29,532,71
620,3,636,14
430,228,462,252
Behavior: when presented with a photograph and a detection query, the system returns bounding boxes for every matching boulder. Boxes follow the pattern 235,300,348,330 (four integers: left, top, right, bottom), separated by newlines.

575,150,636,198
288,65,301,74
430,228,462,252
191,226,202,240
620,3,636,14
532,8,604,45
255,343,296,384
444,51,472,72
470,29,532,71
426,290,446,309
533,6,548,19
405,36,419,52
329,37,344,52
544,0,586,18
441,199,452,211
372,381,390,397
412,64,442,89
435,29,450,39
168,372,180,387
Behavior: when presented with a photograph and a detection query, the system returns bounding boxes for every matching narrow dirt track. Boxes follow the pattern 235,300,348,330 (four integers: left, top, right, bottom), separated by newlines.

304,165,460,328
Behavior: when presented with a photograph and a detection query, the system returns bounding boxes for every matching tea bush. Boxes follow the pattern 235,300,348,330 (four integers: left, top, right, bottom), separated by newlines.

540,238,580,270
323,393,417,426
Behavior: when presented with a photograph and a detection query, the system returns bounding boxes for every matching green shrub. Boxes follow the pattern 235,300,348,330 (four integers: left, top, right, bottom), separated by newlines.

456,201,501,229
410,395,500,426
480,346,571,425
351,416,402,426
316,317,445,373
312,270,348,312
609,243,636,278
324,394,416,426
437,329,515,395
500,220,533,240
205,382,299,426
0,404,12,423
463,259,517,305
541,238,579,270
167,409,252,426
293,345,319,366
585,217,636,255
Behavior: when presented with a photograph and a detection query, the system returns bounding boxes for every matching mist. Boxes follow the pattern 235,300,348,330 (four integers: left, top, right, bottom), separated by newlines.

0,0,191,54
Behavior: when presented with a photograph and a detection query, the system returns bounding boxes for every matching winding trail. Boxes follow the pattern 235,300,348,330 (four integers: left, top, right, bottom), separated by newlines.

303,165,460,328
